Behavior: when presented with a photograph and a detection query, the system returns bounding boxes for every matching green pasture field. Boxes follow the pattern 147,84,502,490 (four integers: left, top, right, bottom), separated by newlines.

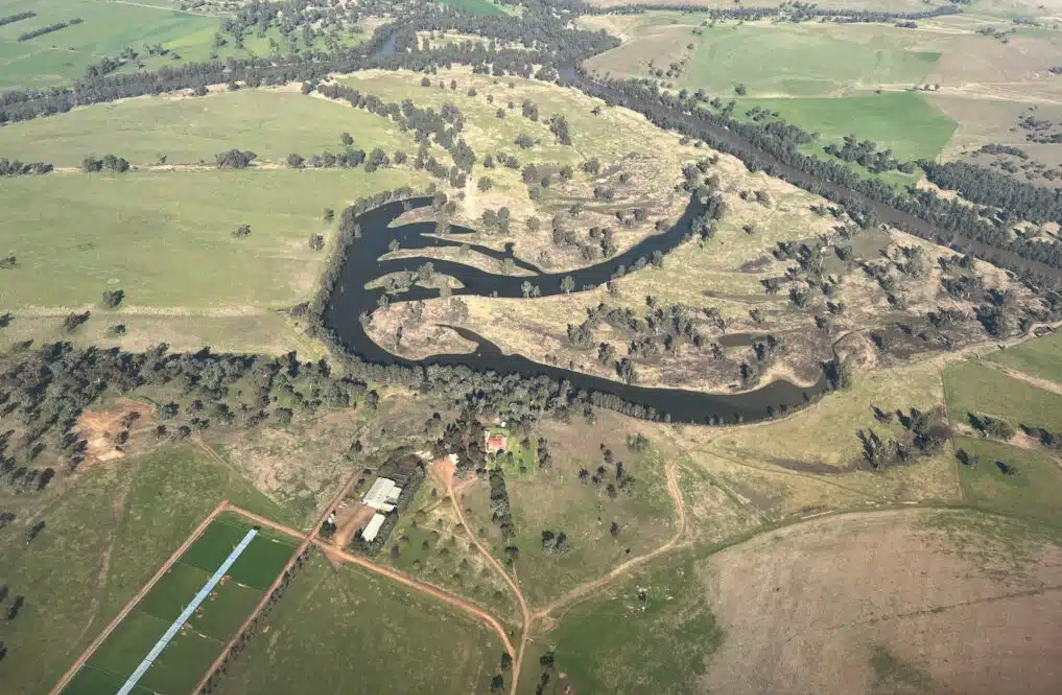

0,167,423,309
138,561,263,641
0,444,293,695
944,361,1062,434
67,520,295,695
518,555,721,695
180,520,297,591
737,92,957,164
0,0,366,91
61,665,152,695
0,89,418,167
437,0,508,16
954,436,1062,527
213,553,505,695
984,332,1062,386
681,23,939,98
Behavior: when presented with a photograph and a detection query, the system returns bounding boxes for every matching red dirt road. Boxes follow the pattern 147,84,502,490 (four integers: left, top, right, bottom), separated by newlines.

46,500,229,695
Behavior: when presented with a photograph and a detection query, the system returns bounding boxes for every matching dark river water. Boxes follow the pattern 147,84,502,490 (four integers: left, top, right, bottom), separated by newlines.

322,197,829,425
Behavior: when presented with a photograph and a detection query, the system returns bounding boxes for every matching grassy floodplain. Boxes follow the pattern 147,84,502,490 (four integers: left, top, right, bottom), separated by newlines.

0,168,417,308
0,89,419,167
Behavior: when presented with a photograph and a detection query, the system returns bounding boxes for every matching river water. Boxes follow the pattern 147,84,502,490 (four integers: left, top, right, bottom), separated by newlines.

322,197,828,425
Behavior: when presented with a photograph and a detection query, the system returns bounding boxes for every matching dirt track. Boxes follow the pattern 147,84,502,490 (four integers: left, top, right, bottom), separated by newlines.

536,460,687,618
442,464,530,695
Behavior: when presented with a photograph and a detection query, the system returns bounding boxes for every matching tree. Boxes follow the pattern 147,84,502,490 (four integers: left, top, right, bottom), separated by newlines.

490,675,504,693
323,208,334,223
734,83,747,96
308,234,325,251
286,153,305,169
521,280,533,298
514,134,534,149
232,224,251,238
102,289,124,308
478,176,493,192
341,132,353,146
560,276,575,294
64,311,90,332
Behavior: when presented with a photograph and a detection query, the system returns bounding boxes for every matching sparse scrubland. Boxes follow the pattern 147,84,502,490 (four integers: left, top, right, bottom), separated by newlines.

2,0,1062,694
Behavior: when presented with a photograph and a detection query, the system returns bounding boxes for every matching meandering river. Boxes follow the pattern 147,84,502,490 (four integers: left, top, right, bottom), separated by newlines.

321,197,829,425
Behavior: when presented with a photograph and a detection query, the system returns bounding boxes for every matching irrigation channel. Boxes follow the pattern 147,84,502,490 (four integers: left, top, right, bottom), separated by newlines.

322,195,830,425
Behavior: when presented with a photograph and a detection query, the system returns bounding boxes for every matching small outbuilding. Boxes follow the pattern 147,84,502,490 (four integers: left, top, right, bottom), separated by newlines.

362,513,388,543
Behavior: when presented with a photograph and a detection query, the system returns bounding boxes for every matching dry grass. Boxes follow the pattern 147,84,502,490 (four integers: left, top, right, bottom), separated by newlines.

339,67,703,270
699,508,1062,695
366,300,478,359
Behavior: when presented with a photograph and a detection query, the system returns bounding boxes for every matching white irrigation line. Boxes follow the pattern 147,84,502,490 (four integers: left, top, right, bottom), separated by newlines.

116,529,258,695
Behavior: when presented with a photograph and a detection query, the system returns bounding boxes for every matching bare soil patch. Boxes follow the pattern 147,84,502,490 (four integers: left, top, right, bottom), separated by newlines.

700,508,1062,695
76,397,155,468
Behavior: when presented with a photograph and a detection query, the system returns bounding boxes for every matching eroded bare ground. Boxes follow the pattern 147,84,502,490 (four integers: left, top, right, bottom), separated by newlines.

700,508,1062,695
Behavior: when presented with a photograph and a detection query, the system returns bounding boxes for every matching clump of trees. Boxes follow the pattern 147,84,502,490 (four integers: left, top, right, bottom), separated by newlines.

0,158,51,176
215,149,256,169
857,406,949,470
81,154,129,173
16,17,82,42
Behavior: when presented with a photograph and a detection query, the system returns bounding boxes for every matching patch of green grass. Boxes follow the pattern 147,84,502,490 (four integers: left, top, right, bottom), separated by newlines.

0,168,422,309
0,444,291,695
738,92,957,162
0,90,411,167
519,556,722,695
190,576,263,641
955,436,1062,527
61,665,152,695
0,0,366,91
87,609,170,681
138,561,212,623
676,23,938,98
944,361,1062,434
984,332,1062,386
139,629,224,695
181,520,295,591
437,0,508,16
213,552,504,695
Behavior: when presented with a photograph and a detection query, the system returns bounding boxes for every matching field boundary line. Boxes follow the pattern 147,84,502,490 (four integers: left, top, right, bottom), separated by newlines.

47,499,230,695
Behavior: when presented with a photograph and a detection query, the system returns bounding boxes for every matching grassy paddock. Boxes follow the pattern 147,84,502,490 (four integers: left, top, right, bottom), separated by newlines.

984,332,1062,386
0,0,365,90
0,168,422,309
0,445,291,695
519,555,721,695
0,89,413,166
954,436,1062,526
737,92,957,163
213,553,504,695
944,361,1062,434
